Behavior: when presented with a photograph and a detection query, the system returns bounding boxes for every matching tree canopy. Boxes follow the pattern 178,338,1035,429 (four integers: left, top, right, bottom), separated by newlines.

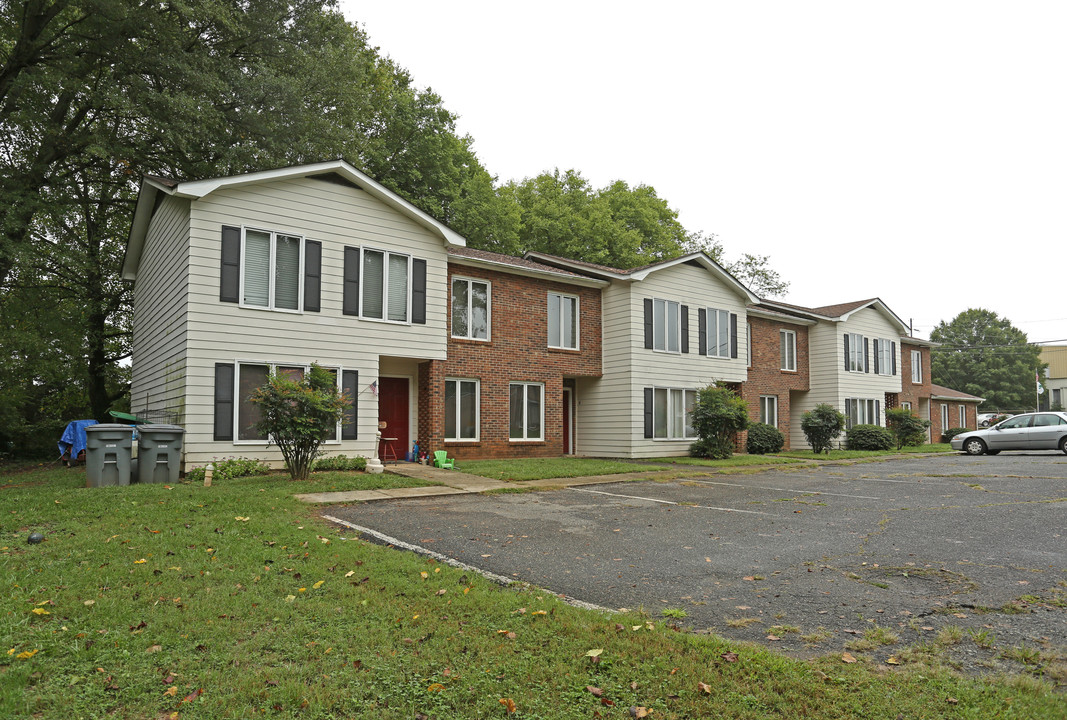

930,309,1044,412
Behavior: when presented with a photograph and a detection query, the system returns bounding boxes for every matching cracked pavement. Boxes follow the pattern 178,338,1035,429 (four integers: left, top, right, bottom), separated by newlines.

324,453,1066,674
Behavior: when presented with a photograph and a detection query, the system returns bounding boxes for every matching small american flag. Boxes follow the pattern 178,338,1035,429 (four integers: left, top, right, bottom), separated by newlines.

369,381,378,397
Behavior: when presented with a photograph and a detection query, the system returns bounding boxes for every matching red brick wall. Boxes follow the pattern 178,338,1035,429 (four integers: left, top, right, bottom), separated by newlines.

930,399,979,442
419,264,602,460
898,343,932,410
739,317,810,449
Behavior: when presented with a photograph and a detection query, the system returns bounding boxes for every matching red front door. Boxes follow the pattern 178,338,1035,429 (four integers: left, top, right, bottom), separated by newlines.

378,377,409,461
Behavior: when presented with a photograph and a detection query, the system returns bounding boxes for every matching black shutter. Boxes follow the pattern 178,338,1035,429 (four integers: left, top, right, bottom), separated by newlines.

873,339,880,374
220,226,241,303
698,308,707,356
341,370,358,440
730,313,738,359
843,334,850,371
411,258,427,324
891,342,897,375
342,247,360,316
303,240,321,312
213,363,235,441
643,299,653,349
864,337,870,373
643,388,654,438
875,400,881,426
680,305,689,353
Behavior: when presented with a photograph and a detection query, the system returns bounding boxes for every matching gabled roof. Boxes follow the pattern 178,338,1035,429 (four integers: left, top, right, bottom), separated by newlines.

759,297,910,333
123,159,467,280
524,250,759,303
930,384,984,402
447,246,608,288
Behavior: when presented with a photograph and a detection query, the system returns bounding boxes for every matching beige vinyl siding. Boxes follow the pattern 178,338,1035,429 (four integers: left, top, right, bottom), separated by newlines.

579,263,749,459
129,195,190,422
789,308,904,449
178,176,449,467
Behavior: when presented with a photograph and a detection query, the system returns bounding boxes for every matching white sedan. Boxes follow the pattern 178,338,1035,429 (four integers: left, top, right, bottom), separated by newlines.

951,412,1067,455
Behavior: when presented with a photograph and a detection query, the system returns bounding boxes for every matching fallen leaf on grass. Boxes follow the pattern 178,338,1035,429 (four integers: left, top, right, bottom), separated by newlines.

182,688,204,703
435,589,446,596
16,649,38,660
499,697,516,713
841,652,857,664
83,600,95,606
629,707,649,718
427,683,445,692
345,571,355,577
720,652,739,663
134,559,147,564
31,608,50,616
584,648,603,658
234,517,249,522
146,645,162,653
698,681,712,694
532,610,547,615
284,595,295,603
420,571,428,579
766,634,781,641
163,686,178,697
952,612,967,619
312,581,324,589
886,657,901,665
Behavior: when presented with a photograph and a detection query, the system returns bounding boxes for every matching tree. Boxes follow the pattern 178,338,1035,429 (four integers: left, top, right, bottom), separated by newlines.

801,403,845,454
930,309,1044,412
689,232,789,297
689,384,749,459
885,408,930,449
250,365,347,480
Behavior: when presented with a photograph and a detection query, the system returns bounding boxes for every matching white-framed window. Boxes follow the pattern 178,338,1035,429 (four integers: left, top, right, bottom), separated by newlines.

874,338,894,376
653,387,698,440
780,330,796,371
241,228,304,311
746,323,752,367
958,405,966,426
509,382,544,441
361,248,410,322
234,362,342,443
707,308,731,358
901,401,912,411
940,403,949,430
452,277,490,341
760,395,778,427
911,350,923,383
652,298,680,353
444,378,479,441
847,332,865,372
845,397,880,429
548,292,579,349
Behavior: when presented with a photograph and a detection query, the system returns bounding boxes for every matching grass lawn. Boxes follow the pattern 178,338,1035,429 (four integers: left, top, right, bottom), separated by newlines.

457,457,669,482
1,463,1062,719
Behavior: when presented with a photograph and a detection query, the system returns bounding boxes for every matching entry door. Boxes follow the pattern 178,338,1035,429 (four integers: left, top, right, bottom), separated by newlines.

562,388,573,455
378,377,410,460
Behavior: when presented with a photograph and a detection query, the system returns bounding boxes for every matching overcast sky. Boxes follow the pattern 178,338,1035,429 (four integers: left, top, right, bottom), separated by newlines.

338,1,1066,344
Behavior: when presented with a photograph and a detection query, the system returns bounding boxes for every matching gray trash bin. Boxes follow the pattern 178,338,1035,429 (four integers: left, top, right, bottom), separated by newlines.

85,424,135,488
136,425,186,484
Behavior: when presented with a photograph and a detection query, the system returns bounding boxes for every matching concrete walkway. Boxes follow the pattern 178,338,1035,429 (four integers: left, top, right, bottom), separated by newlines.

292,461,690,504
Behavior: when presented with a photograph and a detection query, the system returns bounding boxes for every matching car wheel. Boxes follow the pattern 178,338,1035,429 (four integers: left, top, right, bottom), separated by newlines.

963,438,986,456
1061,438,1067,455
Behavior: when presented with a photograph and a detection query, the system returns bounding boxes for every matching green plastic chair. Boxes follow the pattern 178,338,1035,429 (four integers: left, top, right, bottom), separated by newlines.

433,450,455,470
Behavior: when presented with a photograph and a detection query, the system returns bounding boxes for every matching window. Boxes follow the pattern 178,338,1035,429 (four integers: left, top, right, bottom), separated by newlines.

707,308,731,357
651,387,698,440
760,396,778,427
911,350,923,383
548,292,579,349
958,405,966,427
845,332,866,372
444,379,479,441
509,382,544,441
226,362,346,443
241,228,303,311
652,299,680,353
1034,413,1067,427
874,339,895,376
845,397,880,429
901,401,912,411
940,403,949,430
452,278,490,340
1052,389,1061,408
780,330,796,371
361,248,409,322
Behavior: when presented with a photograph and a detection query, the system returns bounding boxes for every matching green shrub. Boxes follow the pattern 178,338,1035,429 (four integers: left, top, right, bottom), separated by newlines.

801,403,845,453
689,384,749,459
746,423,785,454
885,408,930,449
185,456,270,483
312,454,367,472
845,424,894,451
941,427,970,443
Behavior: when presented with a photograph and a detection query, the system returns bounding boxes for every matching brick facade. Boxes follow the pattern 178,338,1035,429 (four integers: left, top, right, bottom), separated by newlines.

930,396,980,442
418,263,602,460
896,342,932,410
740,317,810,449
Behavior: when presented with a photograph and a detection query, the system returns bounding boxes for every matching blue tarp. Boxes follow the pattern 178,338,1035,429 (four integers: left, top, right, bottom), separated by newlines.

58,420,98,460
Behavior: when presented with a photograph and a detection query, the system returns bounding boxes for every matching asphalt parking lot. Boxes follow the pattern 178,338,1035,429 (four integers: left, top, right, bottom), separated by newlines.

324,453,1066,672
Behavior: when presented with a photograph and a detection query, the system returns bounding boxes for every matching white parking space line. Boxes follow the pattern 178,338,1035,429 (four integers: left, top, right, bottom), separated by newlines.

569,487,774,515
688,479,880,500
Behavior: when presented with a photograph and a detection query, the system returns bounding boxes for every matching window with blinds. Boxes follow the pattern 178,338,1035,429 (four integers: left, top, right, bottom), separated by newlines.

548,292,578,349
360,248,409,322
241,228,303,311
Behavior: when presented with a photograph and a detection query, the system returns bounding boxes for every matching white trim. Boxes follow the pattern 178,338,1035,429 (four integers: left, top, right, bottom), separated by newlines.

548,291,580,350
230,360,346,444
451,276,491,342
238,226,305,313
444,377,480,442
509,381,545,442
359,246,412,324
911,349,923,383
780,329,797,371
760,395,778,428
652,298,681,354
706,307,731,358
651,386,698,441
